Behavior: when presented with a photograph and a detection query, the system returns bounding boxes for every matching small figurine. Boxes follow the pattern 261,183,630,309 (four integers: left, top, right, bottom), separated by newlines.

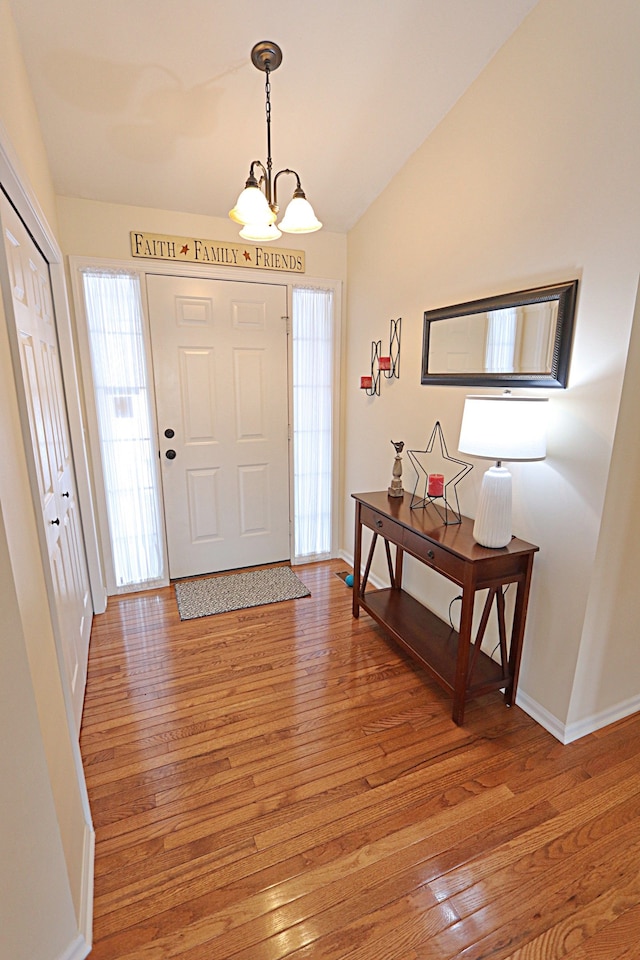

388,440,405,498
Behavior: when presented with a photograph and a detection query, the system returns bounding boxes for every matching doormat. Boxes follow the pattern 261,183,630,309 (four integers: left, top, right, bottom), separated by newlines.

174,566,311,620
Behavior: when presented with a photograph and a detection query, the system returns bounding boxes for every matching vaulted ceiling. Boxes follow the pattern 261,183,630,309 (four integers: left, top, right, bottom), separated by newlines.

10,0,539,233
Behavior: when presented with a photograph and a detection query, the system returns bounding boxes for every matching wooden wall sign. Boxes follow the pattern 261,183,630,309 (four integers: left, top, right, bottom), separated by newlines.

130,231,305,273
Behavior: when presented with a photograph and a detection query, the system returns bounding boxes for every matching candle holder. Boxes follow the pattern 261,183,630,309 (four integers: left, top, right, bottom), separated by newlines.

360,340,381,396
381,317,401,379
408,421,473,526
359,317,401,394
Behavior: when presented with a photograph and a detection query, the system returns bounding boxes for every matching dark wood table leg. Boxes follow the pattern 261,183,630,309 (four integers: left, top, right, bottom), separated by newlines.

361,533,378,596
452,570,476,725
505,554,534,705
495,587,509,683
467,587,497,685
352,501,362,619
394,545,404,590
383,538,395,586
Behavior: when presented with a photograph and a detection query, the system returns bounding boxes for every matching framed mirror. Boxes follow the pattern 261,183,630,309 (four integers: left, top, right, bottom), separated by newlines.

421,280,578,388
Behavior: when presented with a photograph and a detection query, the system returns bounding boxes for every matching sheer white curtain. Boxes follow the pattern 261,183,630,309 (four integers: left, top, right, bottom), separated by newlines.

292,286,334,559
81,270,164,590
485,307,518,372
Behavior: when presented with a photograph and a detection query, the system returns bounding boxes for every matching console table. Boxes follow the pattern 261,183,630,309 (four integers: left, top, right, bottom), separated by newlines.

351,491,539,724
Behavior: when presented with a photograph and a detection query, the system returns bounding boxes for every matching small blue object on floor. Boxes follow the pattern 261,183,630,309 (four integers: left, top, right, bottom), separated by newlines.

345,574,354,588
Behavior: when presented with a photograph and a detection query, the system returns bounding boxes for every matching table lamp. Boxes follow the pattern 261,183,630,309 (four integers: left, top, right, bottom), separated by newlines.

458,392,548,548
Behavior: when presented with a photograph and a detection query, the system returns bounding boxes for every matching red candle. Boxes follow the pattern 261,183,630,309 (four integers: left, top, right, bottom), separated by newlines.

428,473,445,497
378,356,391,371
360,375,373,390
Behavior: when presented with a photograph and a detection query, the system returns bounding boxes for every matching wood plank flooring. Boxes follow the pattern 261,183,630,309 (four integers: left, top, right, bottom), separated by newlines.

80,559,640,959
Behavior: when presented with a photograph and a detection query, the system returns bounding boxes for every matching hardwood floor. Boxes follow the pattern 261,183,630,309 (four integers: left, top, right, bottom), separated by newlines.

80,560,640,959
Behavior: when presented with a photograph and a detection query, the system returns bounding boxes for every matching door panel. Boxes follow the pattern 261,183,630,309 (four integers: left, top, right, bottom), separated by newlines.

1,195,92,734
180,348,216,439
186,468,220,541
147,274,290,578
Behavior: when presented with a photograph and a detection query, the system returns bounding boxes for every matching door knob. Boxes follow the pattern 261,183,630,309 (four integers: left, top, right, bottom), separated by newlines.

165,449,177,460
62,491,70,498
164,428,175,439
50,518,60,525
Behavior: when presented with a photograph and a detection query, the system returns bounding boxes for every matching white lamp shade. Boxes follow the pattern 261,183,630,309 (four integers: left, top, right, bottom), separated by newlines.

278,195,322,234
239,221,282,242
458,394,548,462
229,185,275,226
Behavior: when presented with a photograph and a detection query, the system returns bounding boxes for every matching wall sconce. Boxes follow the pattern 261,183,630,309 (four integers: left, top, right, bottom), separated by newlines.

360,341,381,396
360,318,401,395
380,317,402,378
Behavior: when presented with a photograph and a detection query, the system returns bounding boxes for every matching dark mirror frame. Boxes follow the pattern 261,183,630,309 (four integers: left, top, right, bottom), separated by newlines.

421,279,578,388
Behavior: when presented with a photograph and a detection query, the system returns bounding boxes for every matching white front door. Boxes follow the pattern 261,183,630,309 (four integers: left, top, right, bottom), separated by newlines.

147,274,291,578
1,194,92,733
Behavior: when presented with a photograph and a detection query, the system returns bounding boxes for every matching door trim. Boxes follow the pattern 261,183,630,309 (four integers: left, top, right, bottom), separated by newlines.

0,124,95,954
70,254,343,580
0,132,106,614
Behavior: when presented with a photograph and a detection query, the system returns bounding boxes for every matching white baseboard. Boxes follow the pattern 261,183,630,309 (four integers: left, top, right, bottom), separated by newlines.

79,822,95,949
515,690,567,742
56,821,94,959
562,693,640,744
56,932,90,960
516,689,640,744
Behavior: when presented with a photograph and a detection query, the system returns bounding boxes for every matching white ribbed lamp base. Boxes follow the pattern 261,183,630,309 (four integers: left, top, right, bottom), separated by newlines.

473,465,512,548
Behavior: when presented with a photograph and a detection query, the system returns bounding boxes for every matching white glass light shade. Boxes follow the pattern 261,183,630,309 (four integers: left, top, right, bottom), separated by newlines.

229,185,275,226
279,195,323,234
458,394,548,462
239,221,282,242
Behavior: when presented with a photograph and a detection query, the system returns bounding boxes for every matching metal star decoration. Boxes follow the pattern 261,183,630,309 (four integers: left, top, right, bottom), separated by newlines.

407,421,473,525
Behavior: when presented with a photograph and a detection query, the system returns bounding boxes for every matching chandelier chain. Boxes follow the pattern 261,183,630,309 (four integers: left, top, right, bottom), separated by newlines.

264,66,273,204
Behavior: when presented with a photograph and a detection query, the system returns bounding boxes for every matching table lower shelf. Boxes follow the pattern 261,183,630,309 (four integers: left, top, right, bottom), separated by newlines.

358,587,507,697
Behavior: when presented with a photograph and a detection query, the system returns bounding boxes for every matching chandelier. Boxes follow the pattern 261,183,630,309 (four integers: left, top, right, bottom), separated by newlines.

229,41,322,242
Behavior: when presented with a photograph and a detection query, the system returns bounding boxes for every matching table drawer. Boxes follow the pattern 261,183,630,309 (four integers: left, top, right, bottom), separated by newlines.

360,505,403,546
402,528,465,583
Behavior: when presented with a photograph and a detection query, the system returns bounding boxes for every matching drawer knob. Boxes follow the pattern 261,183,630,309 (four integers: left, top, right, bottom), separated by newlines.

427,549,435,559
375,519,383,528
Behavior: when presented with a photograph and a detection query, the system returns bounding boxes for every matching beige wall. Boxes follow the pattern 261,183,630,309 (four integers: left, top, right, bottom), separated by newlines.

568,277,640,731
0,0,91,955
344,0,640,737
0,504,78,960
56,194,347,282
0,0,57,230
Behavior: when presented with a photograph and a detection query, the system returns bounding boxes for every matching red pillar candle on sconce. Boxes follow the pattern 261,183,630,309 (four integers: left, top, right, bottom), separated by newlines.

428,473,445,497
378,356,391,372
360,376,373,390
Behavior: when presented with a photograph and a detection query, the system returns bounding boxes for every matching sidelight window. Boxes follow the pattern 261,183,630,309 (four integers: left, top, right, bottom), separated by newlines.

81,270,164,590
292,286,335,559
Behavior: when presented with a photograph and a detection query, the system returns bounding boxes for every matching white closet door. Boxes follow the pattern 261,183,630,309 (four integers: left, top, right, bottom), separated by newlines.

1,194,91,733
